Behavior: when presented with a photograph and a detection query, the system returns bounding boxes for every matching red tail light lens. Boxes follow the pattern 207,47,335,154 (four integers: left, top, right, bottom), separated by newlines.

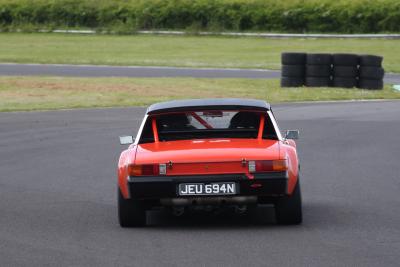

127,164,159,176
249,160,288,172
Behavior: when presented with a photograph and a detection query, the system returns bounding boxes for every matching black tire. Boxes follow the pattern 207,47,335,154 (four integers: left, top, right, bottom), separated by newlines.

333,66,358,78
359,67,385,79
358,79,384,90
359,55,383,67
306,53,332,65
306,65,331,77
281,65,305,77
332,77,357,88
281,52,307,65
118,188,146,227
332,53,359,66
275,178,302,225
280,76,304,87
305,77,331,87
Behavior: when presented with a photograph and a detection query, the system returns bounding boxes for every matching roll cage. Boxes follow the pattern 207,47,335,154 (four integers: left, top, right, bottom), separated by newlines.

134,110,283,144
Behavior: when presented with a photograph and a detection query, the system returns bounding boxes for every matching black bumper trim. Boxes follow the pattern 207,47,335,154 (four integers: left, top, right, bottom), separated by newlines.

128,172,288,199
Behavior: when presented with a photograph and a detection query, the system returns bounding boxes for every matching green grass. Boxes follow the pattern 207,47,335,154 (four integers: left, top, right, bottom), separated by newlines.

0,33,400,72
0,76,398,112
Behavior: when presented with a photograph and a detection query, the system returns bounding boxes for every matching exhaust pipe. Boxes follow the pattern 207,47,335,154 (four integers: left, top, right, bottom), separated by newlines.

234,205,247,214
172,207,185,216
161,196,257,206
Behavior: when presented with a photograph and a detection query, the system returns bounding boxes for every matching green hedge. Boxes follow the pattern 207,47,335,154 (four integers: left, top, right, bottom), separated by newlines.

0,0,399,33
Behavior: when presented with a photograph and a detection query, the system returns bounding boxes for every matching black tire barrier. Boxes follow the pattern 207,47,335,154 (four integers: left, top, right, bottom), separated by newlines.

306,53,332,65
332,54,359,66
359,55,383,67
281,53,307,65
281,52,384,89
333,66,359,78
359,67,385,79
358,79,384,90
305,77,331,87
281,76,304,87
281,65,305,77
332,77,358,88
306,65,332,77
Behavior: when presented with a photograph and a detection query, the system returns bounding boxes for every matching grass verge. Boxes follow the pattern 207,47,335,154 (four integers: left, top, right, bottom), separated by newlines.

0,76,398,112
0,33,400,72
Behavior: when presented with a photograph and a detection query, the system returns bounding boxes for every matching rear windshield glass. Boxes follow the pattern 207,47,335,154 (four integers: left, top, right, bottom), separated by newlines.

139,111,278,143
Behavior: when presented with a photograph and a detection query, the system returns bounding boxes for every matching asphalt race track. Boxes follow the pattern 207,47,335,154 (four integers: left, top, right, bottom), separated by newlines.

0,63,278,79
1,63,400,84
0,101,399,266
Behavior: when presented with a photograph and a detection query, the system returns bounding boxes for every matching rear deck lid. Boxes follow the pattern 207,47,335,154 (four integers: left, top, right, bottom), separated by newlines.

134,139,280,175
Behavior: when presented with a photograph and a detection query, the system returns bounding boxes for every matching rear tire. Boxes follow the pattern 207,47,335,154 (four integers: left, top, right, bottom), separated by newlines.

275,179,302,225
118,188,146,227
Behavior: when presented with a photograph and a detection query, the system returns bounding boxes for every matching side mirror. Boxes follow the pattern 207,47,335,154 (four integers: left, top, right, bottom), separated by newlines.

285,130,299,140
119,136,134,145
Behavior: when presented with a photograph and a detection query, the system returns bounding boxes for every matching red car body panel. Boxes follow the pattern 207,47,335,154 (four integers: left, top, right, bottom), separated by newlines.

118,131,299,199
118,148,133,198
280,141,299,194
135,139,280,164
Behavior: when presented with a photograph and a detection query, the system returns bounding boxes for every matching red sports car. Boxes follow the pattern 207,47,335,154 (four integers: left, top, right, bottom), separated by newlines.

118,98,302,227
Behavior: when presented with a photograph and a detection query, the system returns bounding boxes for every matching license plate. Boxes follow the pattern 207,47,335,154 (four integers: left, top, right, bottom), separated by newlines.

178,182,237,196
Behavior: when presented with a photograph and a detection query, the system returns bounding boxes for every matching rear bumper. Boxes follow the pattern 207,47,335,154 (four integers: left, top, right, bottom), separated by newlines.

128,172,288,200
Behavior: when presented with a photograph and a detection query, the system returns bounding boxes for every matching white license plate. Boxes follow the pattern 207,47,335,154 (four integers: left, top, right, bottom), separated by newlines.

178,182,237,196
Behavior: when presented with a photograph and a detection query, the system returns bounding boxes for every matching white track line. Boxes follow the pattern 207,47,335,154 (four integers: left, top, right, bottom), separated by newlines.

35,29,400,39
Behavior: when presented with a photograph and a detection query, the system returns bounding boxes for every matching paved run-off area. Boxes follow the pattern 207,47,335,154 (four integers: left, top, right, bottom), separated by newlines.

1,63,400,84
0,101,399,266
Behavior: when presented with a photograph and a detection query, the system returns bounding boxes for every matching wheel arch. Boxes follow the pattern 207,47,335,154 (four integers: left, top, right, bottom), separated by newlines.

280,142,299,195
118,147,137,199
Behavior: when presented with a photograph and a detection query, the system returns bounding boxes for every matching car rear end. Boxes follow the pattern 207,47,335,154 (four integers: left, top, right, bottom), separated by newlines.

127,140,289,207
118,99,301,226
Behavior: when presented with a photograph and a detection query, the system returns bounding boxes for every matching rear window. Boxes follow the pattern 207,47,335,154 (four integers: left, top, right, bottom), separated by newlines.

139,111,278,143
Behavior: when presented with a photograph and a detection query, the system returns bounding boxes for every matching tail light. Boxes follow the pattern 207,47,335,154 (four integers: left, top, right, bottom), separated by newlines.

127,164,159,176
248,160,288,173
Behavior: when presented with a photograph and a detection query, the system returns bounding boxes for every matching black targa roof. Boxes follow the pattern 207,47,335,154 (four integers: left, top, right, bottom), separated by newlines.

146,98,270,115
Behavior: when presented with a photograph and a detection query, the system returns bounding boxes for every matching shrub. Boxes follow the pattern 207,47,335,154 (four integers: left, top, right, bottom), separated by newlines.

0,0,399,33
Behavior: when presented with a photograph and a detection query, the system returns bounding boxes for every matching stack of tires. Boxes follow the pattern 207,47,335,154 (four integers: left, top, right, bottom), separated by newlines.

280,52,384,90
332,54,359,88
305,54,332,87
358,55,384,90
280,53,306,87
